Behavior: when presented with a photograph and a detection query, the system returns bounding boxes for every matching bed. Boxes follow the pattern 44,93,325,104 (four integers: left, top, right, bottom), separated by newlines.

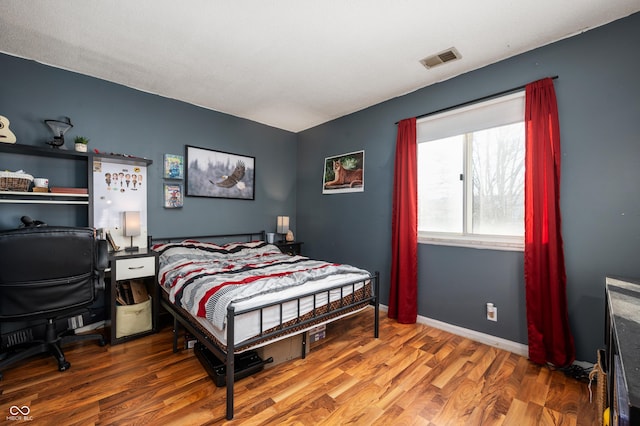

151,231,379,420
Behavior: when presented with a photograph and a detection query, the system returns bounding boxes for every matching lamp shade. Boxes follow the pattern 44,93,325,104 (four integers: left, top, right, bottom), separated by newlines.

44,117,73,148
277,216,289,234
45,118,73,137
123,211,141,237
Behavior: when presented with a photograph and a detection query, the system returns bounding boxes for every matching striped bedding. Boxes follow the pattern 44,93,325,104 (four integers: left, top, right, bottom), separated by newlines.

153,240,369,330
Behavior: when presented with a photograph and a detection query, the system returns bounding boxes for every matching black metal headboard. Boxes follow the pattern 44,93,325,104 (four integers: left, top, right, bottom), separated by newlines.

151,230,266,246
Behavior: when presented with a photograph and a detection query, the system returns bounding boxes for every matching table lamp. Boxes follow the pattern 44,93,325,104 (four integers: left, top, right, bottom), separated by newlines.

277,216,289,242
123,211,141,252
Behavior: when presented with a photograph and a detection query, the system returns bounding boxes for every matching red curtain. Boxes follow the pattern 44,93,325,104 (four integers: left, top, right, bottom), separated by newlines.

524,78,575,367
389,117,418,324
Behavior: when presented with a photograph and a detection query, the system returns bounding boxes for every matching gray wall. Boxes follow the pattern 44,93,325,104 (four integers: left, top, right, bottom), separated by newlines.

0,54,298,235
296,12,640,362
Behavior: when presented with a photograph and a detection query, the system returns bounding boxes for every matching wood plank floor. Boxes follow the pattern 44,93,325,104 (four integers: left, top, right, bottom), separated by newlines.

0,309,598,425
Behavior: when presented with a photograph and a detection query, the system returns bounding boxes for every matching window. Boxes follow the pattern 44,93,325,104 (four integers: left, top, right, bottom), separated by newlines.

417,91,525,250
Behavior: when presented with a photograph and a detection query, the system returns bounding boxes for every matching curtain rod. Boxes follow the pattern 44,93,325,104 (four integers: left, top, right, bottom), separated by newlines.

396,75,559,124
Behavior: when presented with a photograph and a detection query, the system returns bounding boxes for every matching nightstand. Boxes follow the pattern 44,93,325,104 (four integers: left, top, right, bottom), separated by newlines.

108,249,158,345
275,241,303,256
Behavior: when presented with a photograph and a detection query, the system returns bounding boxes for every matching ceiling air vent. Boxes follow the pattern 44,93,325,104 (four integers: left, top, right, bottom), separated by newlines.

420,47,462,69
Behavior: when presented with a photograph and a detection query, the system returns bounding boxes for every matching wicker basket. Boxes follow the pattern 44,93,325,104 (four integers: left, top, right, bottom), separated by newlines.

0,171,34,192
589,349,608,426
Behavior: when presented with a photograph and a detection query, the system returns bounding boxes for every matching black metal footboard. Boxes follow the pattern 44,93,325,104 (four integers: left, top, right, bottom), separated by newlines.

159,270,380,420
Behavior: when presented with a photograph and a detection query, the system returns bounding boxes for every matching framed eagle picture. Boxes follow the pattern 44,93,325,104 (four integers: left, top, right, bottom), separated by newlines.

185,145,255,200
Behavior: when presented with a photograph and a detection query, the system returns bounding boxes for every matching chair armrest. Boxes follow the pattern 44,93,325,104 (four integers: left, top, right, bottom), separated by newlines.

96,239,109,270
94,239,109,291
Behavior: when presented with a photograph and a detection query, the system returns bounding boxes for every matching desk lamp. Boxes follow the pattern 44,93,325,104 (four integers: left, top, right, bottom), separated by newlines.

44,117,73,148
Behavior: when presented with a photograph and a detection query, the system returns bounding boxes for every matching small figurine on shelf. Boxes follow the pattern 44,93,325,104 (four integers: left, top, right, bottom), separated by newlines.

285,230,294,242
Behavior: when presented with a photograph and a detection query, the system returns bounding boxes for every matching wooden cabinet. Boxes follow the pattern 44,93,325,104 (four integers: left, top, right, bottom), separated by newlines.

109,250,158,345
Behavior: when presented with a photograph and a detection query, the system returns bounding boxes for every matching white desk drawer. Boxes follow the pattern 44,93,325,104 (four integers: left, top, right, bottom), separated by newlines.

115,256,156,281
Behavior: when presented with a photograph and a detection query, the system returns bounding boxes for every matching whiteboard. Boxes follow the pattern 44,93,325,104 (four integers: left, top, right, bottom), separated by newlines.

93,158,148,250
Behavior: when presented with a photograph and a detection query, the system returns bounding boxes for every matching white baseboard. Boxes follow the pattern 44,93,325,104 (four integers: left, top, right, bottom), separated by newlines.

417,315,529,357
378,304,593,367
378,304,528,357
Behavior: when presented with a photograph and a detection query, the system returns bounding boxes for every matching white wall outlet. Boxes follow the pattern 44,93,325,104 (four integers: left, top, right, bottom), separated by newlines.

486,303,497,322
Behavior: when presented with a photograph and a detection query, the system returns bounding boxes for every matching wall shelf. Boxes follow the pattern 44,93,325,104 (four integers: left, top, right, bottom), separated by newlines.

0,142,90,160
0,201,89,205
0,191,89,205
0,143,152,226
0,143,152,166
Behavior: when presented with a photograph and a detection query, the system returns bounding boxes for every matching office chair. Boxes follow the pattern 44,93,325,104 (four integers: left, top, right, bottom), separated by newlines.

0,226,108,379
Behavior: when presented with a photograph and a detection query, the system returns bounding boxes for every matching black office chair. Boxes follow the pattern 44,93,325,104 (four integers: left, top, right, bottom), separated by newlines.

0,226,108,379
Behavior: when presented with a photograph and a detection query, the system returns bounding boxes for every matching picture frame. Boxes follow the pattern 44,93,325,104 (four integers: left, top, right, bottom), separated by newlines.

322,150,365,194
163,154,184,179
185,145,255,200
163,183,184,208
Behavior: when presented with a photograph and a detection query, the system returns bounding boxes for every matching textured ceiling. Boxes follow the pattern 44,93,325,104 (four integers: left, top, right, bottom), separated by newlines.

1,1,639,132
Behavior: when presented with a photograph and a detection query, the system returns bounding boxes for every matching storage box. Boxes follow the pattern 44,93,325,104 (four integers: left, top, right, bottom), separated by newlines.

194,342,267,387
129,279,149,304
115,296,152,338
309,324,326,343
257,333,310,368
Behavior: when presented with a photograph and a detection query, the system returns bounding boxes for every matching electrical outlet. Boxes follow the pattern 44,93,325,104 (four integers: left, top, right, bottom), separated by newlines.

486,303,497,322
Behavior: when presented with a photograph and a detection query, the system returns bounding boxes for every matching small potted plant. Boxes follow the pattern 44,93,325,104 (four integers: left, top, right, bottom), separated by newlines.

74,136,90,152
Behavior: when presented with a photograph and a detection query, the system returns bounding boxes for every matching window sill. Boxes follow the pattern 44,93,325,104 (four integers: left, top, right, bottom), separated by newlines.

418,234,524,252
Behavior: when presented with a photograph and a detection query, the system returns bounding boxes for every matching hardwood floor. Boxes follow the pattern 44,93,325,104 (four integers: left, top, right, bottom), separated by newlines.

0,309,598,425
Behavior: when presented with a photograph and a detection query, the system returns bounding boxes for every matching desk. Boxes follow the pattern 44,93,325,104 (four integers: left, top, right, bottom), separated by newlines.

606,276,640,425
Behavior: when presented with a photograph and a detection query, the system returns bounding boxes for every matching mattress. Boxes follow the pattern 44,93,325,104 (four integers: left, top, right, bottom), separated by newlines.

153,240,372,350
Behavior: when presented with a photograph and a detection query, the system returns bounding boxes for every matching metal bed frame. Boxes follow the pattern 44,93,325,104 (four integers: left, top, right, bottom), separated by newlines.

152,231,379,420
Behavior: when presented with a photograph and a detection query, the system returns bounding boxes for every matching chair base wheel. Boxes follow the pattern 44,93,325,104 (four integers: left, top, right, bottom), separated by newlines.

58,361,71,372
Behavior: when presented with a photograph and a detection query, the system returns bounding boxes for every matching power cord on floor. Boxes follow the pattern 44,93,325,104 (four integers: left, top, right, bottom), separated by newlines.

559,364,592,383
